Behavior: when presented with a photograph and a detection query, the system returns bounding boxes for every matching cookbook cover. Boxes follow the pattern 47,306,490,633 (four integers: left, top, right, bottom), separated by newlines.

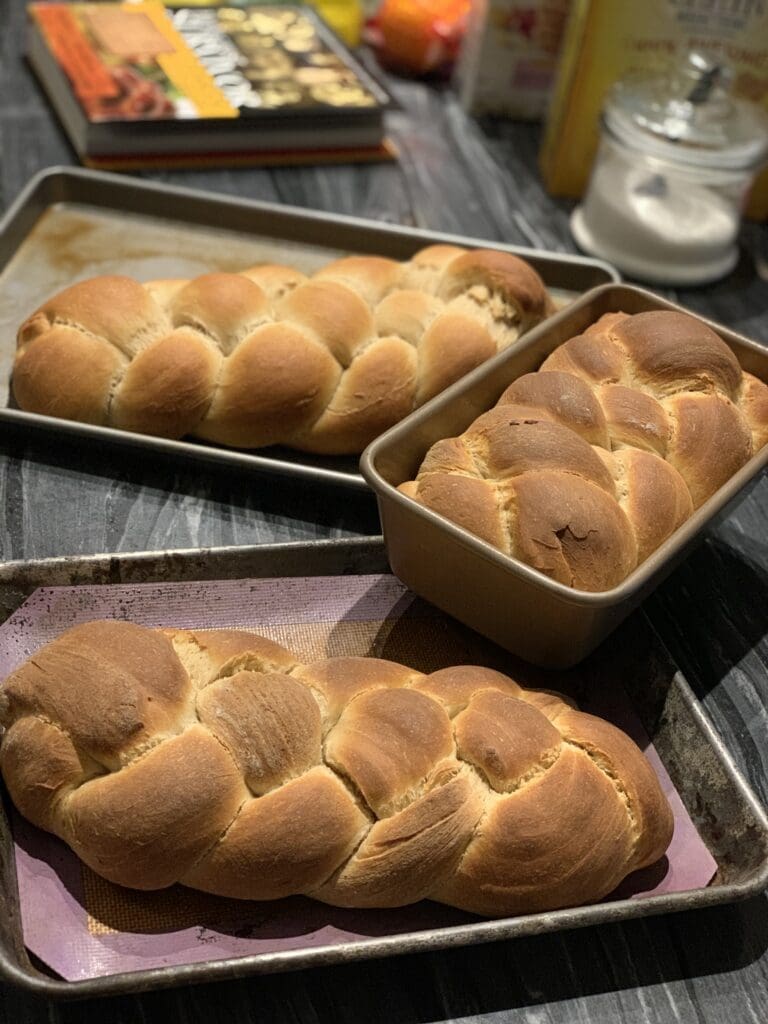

28,1,386,125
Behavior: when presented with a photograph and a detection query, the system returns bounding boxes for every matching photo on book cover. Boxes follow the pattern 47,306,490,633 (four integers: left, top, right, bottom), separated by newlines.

25,2,395,165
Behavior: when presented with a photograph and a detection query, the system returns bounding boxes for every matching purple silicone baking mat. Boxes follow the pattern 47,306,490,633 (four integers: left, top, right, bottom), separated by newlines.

0,574,717,982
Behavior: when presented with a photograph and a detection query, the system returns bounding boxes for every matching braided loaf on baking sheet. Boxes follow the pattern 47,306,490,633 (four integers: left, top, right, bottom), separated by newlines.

11,244,553,455
0,621,672,917
400,310,768,592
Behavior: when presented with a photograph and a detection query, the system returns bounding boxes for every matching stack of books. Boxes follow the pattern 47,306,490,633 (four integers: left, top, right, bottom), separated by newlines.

26,1,395,169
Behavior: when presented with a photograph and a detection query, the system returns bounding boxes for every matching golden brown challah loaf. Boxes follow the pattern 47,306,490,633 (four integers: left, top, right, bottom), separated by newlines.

12,245,553,455
0,621,672,916
400,310,768,592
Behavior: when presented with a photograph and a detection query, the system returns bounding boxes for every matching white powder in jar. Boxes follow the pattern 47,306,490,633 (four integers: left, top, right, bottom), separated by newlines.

572,146,741,283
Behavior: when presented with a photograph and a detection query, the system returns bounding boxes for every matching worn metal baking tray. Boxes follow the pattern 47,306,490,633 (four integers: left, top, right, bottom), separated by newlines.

361,283,768,667
0,166,619,491
0,537,767,999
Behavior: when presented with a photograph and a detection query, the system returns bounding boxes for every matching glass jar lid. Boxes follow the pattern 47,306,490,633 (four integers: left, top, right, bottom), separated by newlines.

604,51,768,171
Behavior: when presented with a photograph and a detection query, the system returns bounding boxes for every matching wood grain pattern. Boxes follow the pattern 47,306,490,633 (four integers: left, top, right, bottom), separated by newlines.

1,1,768,1021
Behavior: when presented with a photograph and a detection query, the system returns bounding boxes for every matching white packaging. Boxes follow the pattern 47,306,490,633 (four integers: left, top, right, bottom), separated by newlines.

454,0,571,120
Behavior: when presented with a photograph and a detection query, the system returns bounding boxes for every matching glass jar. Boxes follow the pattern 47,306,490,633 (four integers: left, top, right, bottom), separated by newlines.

571,53,768,286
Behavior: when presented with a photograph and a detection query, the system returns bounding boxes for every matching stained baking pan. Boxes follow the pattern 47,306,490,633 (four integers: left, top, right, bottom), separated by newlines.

361,283,768,667
0,166,618,492
0,537,767,999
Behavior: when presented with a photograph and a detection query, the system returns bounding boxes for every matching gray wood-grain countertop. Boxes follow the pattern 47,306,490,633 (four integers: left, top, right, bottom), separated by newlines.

1,2,768,1021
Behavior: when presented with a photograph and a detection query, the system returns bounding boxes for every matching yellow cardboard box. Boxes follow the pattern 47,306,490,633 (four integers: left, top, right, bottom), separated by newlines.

540,0,768,219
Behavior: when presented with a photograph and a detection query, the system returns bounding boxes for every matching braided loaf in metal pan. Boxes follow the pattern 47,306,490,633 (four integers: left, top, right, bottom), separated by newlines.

0,621,673,917
12,245,553,455
400,310,768,592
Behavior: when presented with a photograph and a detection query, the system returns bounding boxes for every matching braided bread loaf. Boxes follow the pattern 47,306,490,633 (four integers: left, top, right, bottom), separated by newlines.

400,310,768,592
0,621,672,917
12,245,553,455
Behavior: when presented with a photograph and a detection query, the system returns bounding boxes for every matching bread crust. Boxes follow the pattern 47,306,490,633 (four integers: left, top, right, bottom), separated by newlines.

13,246,552,455
0,621,673,916
401,310,768,591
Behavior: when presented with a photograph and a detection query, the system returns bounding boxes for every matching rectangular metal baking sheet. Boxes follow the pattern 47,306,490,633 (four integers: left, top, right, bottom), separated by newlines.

0,166,619,491
0,537,766,999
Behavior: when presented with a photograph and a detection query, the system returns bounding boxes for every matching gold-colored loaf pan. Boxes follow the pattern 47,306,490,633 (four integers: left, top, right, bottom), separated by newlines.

360,284,768,668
